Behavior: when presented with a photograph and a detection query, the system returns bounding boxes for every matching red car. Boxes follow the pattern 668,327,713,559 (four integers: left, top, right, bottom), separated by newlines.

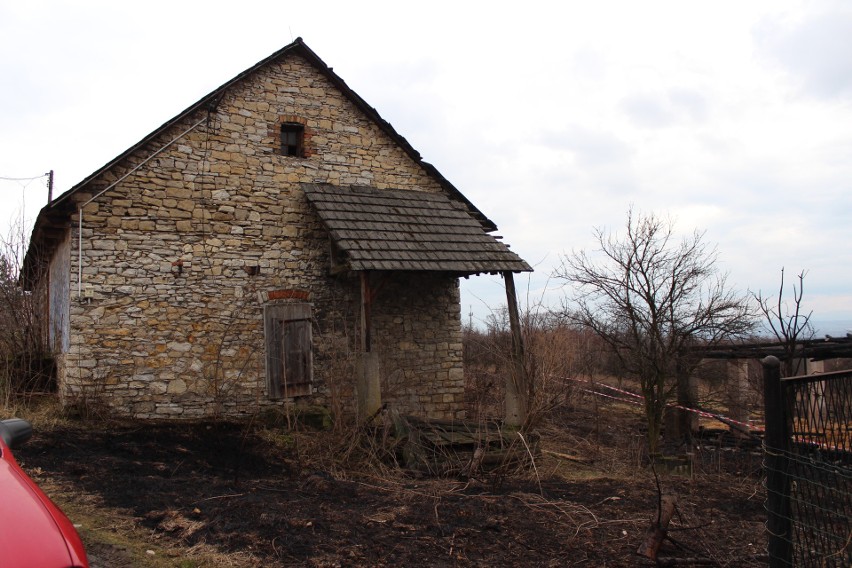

0,418,89,567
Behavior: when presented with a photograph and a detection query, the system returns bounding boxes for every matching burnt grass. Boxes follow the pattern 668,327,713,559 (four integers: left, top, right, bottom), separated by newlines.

17,405,767,567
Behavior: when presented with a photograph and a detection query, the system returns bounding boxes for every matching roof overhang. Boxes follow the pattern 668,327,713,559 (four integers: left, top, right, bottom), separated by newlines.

303,183,532,276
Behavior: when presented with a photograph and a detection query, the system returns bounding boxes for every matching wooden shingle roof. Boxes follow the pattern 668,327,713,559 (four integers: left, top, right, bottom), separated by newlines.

303,183,532,274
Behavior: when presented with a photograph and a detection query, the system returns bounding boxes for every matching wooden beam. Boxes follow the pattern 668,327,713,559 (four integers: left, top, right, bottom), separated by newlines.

356,270,381,419
503,271,529,427
360,271,372,352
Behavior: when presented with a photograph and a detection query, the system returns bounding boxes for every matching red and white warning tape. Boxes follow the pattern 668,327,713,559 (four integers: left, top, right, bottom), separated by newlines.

561,377,852,452
561,376,758,432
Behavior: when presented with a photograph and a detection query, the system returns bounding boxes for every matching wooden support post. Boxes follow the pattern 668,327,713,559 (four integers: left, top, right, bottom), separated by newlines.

356,352,381,419
503,271,529,427
357,271,381,419
665,361,699,445
727,359,752,438
360,271,372,353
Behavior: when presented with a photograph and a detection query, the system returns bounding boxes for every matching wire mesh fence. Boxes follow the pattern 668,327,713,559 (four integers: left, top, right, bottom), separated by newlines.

763,357,852,567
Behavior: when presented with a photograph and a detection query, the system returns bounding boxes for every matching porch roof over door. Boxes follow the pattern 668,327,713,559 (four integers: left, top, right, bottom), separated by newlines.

302,183,532,275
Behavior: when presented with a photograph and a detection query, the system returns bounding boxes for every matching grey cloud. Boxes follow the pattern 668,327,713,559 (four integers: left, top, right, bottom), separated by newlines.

669,88,709,122
540,126,632,168
620,93,676,128
755,5,852,98
620,87,709,129
571,47,608,81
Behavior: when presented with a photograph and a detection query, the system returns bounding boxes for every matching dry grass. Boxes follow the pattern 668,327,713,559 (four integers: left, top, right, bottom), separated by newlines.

8,391,768,567
0,394,73,429
29,469,260,568
0,311,772,566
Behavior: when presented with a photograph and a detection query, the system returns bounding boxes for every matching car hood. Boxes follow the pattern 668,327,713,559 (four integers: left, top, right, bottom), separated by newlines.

0,448,84,567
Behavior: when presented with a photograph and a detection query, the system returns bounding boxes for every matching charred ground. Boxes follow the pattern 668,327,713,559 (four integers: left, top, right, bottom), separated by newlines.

15,400,767,567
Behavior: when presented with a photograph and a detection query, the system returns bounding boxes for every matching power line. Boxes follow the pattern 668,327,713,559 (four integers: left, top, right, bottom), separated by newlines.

0,173,49,182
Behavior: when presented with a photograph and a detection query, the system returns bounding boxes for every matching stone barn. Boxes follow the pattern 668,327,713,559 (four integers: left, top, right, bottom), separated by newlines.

21,38,531,421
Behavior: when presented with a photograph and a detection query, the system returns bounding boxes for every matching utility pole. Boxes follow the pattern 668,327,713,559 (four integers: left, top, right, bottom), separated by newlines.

47,170,54,203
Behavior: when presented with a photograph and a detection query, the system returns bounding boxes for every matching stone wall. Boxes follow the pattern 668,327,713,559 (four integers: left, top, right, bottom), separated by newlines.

55,54,465,420
371,273,464,419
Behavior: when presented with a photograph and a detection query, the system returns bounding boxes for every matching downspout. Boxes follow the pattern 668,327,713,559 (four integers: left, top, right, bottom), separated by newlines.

76,116,208,299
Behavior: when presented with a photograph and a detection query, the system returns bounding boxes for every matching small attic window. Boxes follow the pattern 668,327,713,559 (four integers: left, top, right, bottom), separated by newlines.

280,122,305,157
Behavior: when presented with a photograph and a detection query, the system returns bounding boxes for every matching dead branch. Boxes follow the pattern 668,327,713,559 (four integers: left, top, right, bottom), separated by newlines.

542,449,592,464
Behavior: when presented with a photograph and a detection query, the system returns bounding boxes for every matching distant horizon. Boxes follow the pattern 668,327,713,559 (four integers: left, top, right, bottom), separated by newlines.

462,302,852,338
801,318,852,338
731,317,851,340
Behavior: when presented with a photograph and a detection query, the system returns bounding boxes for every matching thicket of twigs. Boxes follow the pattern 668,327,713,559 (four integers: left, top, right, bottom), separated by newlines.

0,221,52,410
463,308,613,424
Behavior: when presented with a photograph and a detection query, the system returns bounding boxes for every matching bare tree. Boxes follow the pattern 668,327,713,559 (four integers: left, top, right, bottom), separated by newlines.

753,268,814,377
554,209,753,454
0,214,50,403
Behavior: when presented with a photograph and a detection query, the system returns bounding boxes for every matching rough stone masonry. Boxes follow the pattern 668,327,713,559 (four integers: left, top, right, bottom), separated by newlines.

45,53,465,420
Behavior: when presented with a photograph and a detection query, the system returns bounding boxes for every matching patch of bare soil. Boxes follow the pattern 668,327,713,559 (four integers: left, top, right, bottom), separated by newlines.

16,404,767,567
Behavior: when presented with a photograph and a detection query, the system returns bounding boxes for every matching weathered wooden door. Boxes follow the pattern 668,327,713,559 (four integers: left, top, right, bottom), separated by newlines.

281,317,311,395
265,304,312,398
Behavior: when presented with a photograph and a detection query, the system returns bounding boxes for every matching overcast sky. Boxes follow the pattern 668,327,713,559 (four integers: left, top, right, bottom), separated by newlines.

2,0,851,332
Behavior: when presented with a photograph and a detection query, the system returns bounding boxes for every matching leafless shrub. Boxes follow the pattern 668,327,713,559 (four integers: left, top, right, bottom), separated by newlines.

464,304,607,428
60,362,119,421
0,216,52,408
312,325,357,432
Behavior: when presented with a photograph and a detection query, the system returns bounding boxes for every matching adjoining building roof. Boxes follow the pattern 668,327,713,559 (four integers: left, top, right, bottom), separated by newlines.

699,334,852,362
303,183,532,274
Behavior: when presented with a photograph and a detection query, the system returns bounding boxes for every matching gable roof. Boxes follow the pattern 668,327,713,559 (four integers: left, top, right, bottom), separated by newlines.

22,38,511,287
38,37,494,227
303,183,531,274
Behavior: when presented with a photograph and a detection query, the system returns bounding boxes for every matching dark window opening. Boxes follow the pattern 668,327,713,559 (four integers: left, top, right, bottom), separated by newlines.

280,123,305,157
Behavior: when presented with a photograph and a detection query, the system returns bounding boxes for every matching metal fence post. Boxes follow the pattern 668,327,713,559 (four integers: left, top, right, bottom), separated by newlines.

762,355,793,566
